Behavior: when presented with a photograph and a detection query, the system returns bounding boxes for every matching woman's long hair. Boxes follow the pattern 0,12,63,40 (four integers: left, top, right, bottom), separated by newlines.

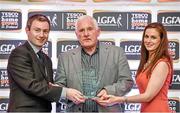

136,22,173,79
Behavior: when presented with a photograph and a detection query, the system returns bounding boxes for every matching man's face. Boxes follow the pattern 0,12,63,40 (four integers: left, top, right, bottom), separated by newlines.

75,18,100,50
26,20,50,48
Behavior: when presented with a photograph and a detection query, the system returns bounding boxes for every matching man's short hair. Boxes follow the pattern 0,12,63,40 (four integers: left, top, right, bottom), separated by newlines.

75,15,98,31
26,14,50,30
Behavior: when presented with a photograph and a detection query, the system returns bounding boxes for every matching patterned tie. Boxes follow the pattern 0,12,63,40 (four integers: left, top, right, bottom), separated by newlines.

37,50,46,69
37,50,48,80
37,50,45,63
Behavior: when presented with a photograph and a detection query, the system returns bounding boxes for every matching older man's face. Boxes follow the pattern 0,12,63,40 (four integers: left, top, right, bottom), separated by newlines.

75,18,100,50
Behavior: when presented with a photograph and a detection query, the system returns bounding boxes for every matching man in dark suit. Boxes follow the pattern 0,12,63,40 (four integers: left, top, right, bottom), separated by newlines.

7,14,63,112
55,15,133,112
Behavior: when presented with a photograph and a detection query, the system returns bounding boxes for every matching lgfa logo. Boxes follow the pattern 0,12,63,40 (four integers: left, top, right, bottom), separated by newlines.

0,98,8,111
0,44,16,54
0,40,24,55
124,103,141,111
162,16,180,25
0,103,8,111
97,15,122,28
124,44,141,53
120,40,141,60
57,40,79,53
61,44,79,52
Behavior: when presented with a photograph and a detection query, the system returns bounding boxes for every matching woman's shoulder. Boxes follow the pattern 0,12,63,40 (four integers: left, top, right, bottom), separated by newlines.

157,57,170,64
153,57,171,70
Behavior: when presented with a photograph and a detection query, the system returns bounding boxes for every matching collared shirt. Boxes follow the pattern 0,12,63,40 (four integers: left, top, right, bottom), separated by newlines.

61,43,100,109
81,43,99,77
28,40,41,54
81,43,99,112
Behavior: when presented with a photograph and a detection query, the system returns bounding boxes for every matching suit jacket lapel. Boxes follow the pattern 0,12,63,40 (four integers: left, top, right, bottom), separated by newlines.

98,44,109,84
41,54,51,81
71,47,83,89
71,47,81,71
25,41,48,81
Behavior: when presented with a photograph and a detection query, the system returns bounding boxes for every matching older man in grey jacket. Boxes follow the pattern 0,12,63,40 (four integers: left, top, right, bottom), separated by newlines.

55,15,133,112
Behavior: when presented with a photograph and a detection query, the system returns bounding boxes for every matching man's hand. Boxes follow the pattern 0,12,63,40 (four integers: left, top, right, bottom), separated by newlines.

97,88,108,100
93,88,109,105
94,95,122,106
48,82,59,87
66,88,86,105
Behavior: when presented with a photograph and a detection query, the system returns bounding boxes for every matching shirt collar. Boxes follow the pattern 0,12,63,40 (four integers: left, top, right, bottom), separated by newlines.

27,40,41,54
81,41,99,56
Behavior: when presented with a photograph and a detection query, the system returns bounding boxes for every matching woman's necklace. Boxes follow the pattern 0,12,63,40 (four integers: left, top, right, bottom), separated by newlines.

143,60,151,70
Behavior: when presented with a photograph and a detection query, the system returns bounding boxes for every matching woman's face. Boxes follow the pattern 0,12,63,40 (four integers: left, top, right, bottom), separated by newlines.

144,28,161,54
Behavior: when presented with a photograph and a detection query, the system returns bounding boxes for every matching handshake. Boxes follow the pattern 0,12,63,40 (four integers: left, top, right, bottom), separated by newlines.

66,88,106,105
66,88,123,106
49,83,124,107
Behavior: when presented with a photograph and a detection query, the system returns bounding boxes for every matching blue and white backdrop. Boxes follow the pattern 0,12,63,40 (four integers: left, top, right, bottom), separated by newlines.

0,0,179,112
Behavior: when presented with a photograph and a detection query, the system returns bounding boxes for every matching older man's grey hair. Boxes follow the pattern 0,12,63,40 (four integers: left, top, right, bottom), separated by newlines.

75,15,99,31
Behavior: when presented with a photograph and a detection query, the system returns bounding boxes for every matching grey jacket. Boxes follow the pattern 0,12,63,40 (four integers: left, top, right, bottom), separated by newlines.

55,43,133,112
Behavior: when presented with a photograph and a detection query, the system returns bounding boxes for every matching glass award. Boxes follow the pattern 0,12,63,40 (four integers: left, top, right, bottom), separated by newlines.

81,68,98,99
